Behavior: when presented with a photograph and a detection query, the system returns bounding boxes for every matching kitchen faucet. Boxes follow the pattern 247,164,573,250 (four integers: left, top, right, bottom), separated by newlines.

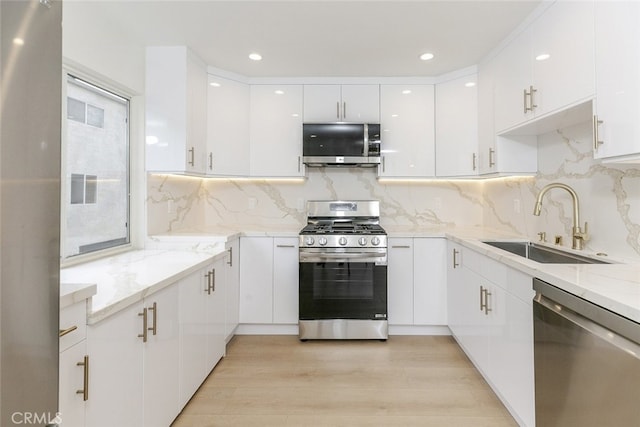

533,183,589,250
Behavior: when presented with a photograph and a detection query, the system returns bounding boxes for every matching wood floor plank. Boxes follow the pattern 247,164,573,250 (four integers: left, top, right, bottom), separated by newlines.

172,335,518,426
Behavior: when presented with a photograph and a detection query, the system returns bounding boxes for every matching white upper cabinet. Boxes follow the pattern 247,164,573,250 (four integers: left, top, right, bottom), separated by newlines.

378,84,435,177
493,1,595,134
303,84,379,123
249,85,304,177
206,75,250,176
593,1,640,161
435,74,478,177
146,46,208,174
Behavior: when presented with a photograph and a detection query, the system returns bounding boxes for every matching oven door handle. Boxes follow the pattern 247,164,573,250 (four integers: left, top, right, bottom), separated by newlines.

299,251,387,264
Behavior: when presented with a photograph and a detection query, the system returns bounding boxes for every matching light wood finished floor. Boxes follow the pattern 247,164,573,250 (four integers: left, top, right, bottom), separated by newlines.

172,335,518,427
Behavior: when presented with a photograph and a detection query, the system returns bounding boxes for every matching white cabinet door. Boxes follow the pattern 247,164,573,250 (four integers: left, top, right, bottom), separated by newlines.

206,258,226,369
531,1,594,116
340,84,380,122
493,28,533,133
146,47,207,174
303,85,342,122
224,238,240,340
178,272,207,407
477,59,497,175
239,237,274,323
86,303,144,427
387,238,414,325
59,341,87,427
594,1,640,160
206,75,250,176
250,85,304,177
273,238,299,324
303,84,379,122
435,75,478,177
379,85,435,177
142,285,180,427
413,238,447,325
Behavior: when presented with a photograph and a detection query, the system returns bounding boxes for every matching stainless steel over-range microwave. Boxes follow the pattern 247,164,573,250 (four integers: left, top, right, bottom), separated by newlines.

302,123,381,167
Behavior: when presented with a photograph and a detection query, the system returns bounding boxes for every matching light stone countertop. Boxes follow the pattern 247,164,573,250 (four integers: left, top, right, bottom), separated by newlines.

60,282,97,310
61,225,640,327
60,247,227,324
447,231,640,324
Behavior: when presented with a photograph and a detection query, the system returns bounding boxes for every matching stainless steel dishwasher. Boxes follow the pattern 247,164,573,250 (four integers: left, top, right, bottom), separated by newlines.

533,278,640,426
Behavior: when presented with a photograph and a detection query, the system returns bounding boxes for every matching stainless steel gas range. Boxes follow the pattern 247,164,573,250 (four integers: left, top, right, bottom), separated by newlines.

298,200,388,340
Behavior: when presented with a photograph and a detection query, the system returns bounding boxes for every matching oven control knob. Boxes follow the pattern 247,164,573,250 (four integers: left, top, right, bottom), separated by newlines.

371,237,381,246
358,237,368,246
318,237,328,246
304,236,315,246
338,237,348,246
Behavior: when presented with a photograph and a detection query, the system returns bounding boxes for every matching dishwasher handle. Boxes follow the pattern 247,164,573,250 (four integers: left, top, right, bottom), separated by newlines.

535,293,640,360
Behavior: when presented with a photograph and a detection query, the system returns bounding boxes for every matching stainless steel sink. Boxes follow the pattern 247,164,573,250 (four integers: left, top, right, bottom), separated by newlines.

482,240,610,264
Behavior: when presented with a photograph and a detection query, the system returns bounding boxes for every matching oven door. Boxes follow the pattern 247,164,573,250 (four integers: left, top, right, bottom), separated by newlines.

298,249,387,321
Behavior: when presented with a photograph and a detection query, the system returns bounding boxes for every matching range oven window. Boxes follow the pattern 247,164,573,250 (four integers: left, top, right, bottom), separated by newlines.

311,262,374,300
299,261,387,320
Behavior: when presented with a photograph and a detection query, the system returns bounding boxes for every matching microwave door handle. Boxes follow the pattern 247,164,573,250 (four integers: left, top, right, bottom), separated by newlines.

363,124,369,157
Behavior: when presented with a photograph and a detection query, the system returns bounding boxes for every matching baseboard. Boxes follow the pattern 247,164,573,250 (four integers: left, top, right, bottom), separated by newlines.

235,324,452,336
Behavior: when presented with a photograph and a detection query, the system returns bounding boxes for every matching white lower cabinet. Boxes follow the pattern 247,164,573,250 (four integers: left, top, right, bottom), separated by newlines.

447,242,535,427
177,261,225,409
239,236,299,325
86,261,229,427
224,238,240,340
388,238,446,326
59,300,90,426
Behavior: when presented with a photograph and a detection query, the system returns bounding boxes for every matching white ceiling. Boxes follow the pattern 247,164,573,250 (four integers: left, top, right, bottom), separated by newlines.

78,0,542,78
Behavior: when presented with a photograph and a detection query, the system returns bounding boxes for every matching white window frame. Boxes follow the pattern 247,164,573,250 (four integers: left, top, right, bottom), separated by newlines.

61,63,145,266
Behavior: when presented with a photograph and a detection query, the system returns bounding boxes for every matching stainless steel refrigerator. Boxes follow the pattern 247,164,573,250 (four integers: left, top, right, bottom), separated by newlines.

1,0,62,425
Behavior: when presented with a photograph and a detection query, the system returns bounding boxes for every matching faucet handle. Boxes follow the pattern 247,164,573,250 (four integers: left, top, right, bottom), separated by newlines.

576,222,590,242
537,231,547,242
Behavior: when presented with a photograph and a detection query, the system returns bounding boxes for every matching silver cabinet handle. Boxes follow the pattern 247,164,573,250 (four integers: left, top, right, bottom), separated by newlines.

523,88,528,113
381,156,386,173
59,325,78,337
593,115,604,151
208,152,213,170
138,308,148,342
147,302,157,336
452,248,460,268
204,270,212,294
488,148,496,168
472,153,477,171
480,285,485,311
336,102,340,119
297,156,301,173
529,85,537,111
391,245,411,249
276,244,296,248
480,286,492,315
227,247,233,267
188,147,195,167
76,355,89,401
343,101,346,119
211,269,216,293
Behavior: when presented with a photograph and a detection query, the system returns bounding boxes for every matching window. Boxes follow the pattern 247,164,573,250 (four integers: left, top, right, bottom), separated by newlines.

62,74,130,259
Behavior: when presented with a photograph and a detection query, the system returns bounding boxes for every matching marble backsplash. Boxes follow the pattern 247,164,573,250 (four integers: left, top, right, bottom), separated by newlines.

147,169,485,234
147,120,640,261
484,121,640,261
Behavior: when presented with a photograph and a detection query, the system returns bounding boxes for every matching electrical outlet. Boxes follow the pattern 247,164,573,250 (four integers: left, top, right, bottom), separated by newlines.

513,198,521,214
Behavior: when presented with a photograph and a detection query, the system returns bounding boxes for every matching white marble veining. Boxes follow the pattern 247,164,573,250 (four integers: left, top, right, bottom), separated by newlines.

60,249,224,324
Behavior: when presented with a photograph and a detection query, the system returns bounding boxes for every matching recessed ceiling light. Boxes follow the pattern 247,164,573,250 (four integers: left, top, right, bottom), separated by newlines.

465,82,476,88
274,90,284,95
419,52,434,61
249,52,262,61
13,38,24,46
402,90,412,95
209,82,221,87
536,53,551,61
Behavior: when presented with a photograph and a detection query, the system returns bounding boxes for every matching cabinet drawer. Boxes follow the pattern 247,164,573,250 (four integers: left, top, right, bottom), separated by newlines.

60,301,87,352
